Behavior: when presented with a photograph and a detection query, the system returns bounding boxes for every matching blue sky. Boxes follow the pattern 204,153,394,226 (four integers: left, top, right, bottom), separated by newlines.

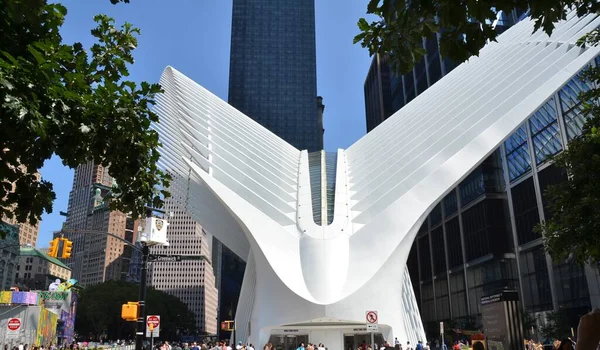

37,0,375,247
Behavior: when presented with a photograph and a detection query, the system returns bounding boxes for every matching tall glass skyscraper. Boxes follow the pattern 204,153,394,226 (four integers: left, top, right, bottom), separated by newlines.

228,0,322,152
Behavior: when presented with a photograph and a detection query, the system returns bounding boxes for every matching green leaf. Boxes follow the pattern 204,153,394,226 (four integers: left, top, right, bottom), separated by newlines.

357,18,370,32
367,0,380,14
27,46,46,65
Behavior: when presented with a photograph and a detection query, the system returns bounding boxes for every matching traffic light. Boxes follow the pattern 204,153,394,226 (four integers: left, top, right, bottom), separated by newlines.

220,320,234,331
61,238,73,259
121,302,139,322
48,238,60,258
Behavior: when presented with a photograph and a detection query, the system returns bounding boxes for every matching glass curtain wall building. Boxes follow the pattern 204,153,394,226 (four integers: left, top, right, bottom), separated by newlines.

228,0,322,152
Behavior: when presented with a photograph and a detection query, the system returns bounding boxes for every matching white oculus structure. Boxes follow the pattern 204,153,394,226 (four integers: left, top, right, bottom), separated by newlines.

154,11,600,349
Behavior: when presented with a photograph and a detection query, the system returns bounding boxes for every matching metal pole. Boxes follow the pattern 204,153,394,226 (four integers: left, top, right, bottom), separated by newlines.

135,244,149,350
151,330,154,350
371,330,375,349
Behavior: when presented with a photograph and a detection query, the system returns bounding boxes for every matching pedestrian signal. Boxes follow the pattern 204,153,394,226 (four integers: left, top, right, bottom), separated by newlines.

121,302,139,322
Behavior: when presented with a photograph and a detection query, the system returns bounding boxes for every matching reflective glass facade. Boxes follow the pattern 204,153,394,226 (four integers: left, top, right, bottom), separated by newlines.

228,0,322,152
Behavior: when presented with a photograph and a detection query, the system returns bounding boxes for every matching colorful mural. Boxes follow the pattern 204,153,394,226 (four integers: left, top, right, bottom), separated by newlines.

57,292,77,343
36,307,58,346
0,290,77,344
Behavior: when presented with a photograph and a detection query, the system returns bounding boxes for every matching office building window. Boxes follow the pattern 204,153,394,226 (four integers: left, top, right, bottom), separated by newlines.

415,57,428,95
481,150,505,193
435,277,451,320
421,281,435,321
529,98,562,164
426,35,442,86
430,203,442,227
462,202,489,262
445,218,463,269
391,73,405,112
537,164,567,221
553,259,590,309
467,259,518,315
419,235,432,281
431,226,446,276
511,177,540,245
443,190,458,217
520,247,553,312
460,168,485,206
404,72,416,103
559,74,594,140
505,125,532,181
449,272,468,318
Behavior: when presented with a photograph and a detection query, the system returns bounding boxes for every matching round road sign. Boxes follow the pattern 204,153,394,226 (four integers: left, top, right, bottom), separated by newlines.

147,315,160,328
7,318,21,331
366,311,378,324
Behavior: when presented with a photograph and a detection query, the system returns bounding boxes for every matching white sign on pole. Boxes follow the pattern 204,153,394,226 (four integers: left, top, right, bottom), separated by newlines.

6,318,21,339
365,311,378,324
146,315,161,337
367,324,379,332
440,321,444,335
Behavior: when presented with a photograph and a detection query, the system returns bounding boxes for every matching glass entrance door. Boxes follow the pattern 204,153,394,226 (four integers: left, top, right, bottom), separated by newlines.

268,334,309,350
344,333,385,350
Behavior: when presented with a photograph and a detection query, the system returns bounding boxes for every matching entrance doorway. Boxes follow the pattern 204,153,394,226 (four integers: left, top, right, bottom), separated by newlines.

344,333,384,350
268,334,309,350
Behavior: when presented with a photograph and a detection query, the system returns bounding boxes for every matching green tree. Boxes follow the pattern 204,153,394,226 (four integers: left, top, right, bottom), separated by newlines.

0,0,171,237
75,280,197,341
354,0,600,74
540,310,571,341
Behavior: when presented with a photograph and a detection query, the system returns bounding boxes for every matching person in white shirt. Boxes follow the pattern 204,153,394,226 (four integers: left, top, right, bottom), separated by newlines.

18,344,24,350
247,345,255,350
236,342,243,350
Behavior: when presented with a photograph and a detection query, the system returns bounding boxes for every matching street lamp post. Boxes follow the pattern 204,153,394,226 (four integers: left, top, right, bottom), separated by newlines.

136,243,149,350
